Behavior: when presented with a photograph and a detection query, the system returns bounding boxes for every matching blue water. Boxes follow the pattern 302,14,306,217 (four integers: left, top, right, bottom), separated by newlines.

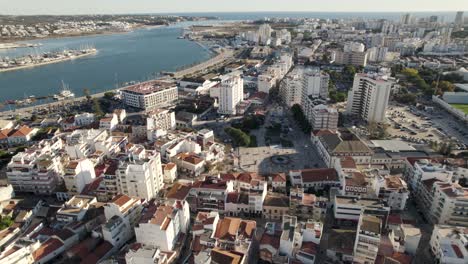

0,23,212,102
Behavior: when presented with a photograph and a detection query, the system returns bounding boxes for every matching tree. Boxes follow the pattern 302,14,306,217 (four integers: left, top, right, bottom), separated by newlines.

436,80,455,94
224,127,251,147
291,104,312,134
104,91,116,99
83,88,91,101
92,98,104,117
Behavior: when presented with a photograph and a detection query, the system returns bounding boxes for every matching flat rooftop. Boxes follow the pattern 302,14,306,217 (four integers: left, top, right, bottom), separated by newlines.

122,80,176,95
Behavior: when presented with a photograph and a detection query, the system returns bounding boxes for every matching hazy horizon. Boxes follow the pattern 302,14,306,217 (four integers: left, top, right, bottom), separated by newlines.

0,0,467,15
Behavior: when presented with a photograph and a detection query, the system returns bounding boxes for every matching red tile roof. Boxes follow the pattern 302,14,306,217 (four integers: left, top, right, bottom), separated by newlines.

298,168,339,183
32,238,64,261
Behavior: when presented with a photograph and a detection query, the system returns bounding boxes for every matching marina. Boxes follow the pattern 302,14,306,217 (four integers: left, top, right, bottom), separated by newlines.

0,24,213,107
0,47,97,72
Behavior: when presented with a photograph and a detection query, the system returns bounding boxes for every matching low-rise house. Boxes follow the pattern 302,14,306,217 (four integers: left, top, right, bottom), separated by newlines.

56,195,97,223
290,187,327,221
263,193,290,220
99,114,119,131
0,125,38,146
172,152,205,177
74,113,96,127
289,168,341,191
162,162,177,183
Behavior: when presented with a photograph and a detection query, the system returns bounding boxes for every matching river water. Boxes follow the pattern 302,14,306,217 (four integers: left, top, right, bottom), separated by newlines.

0,23,213,103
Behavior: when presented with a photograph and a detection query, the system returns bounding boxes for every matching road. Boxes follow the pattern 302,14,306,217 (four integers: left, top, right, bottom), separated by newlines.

172,49,235,78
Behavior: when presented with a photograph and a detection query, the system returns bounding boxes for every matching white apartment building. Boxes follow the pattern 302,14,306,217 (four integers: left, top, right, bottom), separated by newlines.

7,149,62,195
64,129,109,159
430,182,468,227
63,158,96,195
430,225,468,264
353,214,382,264
280,68,304,107
258,24,272,45
116,152,164,200
56,195,97,223
344,42,366,53
135,200,190,251
379,175,409,211
102,215,133,249
74,113,95,126
334,50,368,67
346,73,393,123
334,196,390,221
367,47,389,62
99,113,119,131
146,109,176,132
104,194,144,229
301,99,338,130
146,109,176,141
121,80,178,110
218,72,244,115
303,68,330,99
258,74,276,94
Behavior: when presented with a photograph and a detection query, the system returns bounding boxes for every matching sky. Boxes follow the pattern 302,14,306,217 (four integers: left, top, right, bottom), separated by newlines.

0,0,467,15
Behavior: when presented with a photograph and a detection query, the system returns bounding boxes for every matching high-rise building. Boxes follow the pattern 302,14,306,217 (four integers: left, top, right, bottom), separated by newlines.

279,68,304,107
302,68,330,99
401,13,411,25
455,11,464,26
218,72,244,115
258,24,272,45
346,73,393,123
121,80,178,110
116,152,164,200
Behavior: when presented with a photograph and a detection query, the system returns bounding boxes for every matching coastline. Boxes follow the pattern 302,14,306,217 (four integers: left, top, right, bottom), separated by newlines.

0,24,166,45
0,51,98,73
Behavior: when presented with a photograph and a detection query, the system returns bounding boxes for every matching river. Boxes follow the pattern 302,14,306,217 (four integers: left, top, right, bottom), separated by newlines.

0,23,213,104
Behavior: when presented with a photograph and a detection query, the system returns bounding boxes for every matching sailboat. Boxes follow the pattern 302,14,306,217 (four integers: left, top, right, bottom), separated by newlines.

53,81,75,101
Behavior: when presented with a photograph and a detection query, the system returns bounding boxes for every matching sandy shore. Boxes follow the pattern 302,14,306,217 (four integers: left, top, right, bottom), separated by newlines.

0,51,98,73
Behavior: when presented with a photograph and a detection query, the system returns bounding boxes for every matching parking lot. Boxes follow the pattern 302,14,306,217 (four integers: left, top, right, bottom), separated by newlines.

386,104,468,149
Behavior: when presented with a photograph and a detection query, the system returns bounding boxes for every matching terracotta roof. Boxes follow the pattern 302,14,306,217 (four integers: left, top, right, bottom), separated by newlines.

56,228,75,241
387,214,403,225
298,168,339,183
271,173,286,182
166,182,191,200
260,231,281,249
32,238,64,261
300,242,318,255
263,194,289,207
421,178,441,192
163,162,176,170
340,157,357,169
0,129,11,140
109,194,131,207
210,248,243,264
192,178,228,190
9,126,34,137
214,217,241,241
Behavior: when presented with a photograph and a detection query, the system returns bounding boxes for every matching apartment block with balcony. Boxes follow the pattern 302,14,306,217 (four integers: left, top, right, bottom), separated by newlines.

430,225,468,264
353,214,382,264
